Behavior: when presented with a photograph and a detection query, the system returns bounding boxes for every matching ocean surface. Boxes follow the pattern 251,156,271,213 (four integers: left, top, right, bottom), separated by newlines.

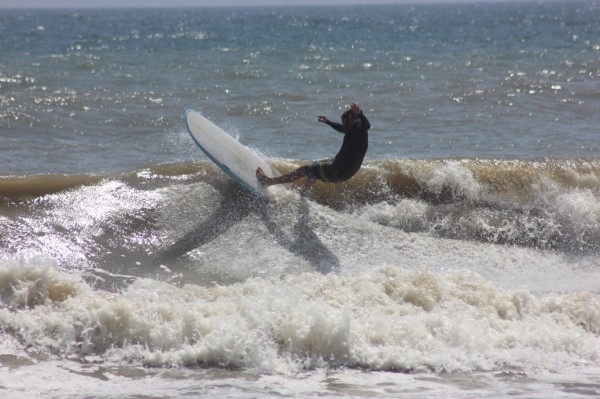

1,2,600,398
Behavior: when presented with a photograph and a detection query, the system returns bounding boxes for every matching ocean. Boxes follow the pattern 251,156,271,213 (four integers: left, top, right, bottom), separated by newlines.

1,2,599,398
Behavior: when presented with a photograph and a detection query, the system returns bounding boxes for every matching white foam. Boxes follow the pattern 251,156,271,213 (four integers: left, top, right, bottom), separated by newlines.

1,259,598,377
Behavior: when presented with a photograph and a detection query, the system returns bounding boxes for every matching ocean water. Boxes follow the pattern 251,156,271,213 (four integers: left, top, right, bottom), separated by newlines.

1,2,600,398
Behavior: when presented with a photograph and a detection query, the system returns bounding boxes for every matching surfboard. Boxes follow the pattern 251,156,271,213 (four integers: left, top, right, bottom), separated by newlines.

185,109,280,196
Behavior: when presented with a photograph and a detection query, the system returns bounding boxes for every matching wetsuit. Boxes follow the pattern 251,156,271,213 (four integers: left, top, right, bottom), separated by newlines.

305,112,371,182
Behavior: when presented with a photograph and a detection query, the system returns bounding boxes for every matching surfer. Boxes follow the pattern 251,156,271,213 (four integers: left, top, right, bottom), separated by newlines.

256,102,371,191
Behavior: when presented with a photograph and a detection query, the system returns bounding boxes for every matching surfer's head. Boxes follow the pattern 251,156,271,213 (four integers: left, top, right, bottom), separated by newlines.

341,109,356,130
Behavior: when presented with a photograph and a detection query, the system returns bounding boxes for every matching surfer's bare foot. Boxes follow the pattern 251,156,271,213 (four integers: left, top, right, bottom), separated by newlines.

256,167,272,186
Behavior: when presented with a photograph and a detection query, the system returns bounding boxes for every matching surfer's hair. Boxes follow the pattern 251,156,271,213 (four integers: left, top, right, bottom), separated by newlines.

341,109,355,121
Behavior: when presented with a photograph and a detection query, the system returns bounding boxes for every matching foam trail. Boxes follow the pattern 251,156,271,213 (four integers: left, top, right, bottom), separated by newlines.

1,260,598,375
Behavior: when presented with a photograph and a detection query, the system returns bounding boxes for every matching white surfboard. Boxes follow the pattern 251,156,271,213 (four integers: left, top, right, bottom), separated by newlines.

185,109,280,196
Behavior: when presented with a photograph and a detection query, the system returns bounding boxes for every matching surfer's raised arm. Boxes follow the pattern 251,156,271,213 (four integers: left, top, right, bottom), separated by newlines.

319,103,369,134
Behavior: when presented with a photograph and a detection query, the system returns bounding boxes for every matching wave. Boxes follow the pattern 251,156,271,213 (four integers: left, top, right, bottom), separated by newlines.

1,158,599,376
0,259,598,374
0,174,104,200
4,158,598,202
311,158,600,206
349,158,600,253
0,163,208,201
1,158,600,256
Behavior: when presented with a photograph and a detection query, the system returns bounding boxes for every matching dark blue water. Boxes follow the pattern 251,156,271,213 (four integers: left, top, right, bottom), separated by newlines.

1,3,599,175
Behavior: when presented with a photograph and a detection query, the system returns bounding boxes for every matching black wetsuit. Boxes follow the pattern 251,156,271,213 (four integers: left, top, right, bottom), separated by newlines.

306,112,371,182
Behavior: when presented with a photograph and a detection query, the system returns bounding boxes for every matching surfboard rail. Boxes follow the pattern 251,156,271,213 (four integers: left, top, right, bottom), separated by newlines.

184,109,280,196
